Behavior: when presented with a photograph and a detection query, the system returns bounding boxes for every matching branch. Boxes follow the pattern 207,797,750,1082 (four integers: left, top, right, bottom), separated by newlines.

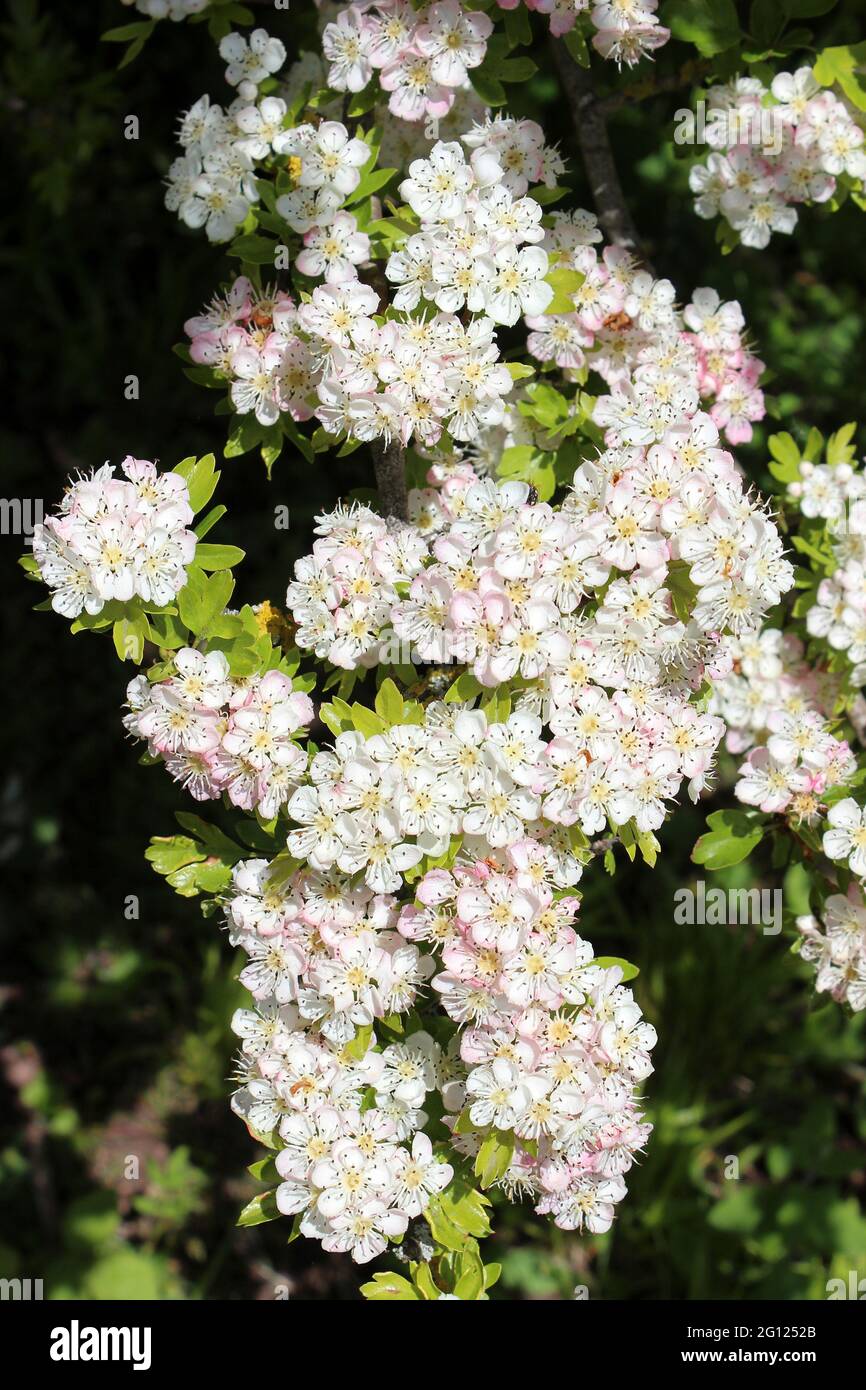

550,42,653,270
597,59,712,116
371,438,410,522
362,258,410,523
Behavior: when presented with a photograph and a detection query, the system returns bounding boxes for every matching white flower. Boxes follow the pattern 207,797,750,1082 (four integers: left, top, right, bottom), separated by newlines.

391,1132,453,1216
823,798,866,879
400,142,474,222
219,28,286,101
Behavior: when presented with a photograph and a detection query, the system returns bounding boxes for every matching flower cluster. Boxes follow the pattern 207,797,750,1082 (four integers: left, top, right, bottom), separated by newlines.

404,845,655,1231
32,458,197,619
284,703,586,893
302,136,553,448
185,276,322,428
287,427,790,832
124,652,314,818
532,216,766,446
227,858,453,1263
321,2,493,121
165,30,287,242
688,68,866,249
797,885,866,1013
711,628,855,823
788,461,866,690
386,136,553,325
496,0,669,67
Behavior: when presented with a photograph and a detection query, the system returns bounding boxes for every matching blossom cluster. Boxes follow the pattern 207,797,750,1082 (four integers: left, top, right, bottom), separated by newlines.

286,616,726,860
32,458,197,620
710,627,855,823
688,68,866,250
385,137,553,324
124,652,314,818
533,217,767,447
321,1,493,122
304,136,552,448
227,836,655,1257
495,0,669,67
286,428,791,832
227,858,453,1263
284,702,588,892
406,845,655,1231
797,885,866,1013
788,461,866,691
165,30,288,243
185,276,322,428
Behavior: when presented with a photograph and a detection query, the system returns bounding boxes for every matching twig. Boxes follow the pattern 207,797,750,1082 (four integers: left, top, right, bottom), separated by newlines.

549,41,653,270
590,835,620,858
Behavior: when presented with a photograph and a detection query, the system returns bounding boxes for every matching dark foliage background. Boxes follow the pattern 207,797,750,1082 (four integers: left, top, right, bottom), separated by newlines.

1,0,865,1299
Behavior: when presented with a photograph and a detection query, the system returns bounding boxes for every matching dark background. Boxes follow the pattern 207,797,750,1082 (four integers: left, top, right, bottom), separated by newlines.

1,0,865,1299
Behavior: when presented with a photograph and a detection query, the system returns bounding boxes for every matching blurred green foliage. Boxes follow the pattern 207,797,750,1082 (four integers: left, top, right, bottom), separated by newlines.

1,0,864,1299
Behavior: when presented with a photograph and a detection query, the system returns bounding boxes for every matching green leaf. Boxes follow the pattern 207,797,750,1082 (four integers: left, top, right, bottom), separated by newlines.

453,1243,486,1300
360,1272,422,1301
444,671,483,704
145,835,204,877
497,56,538,82
236,1191,280,1228
247,1155,280,1185
814,43,866,110
474,1130,514,1189
101,21,153,41
177,568,234,638
343,1023,373,1061
375,677,405,727
194,543,246,571
174,812,245,865
825,421,857,466
667,0,742,56
112,612,150,664
345,167,398,206
177,453,220,514
666,562,699,624
225,414,266,459
504,5,532,46
346,80,378,119
692,809,768,870
563,28,590,66
426,1178,492,1250
767,430,801,484
228,234,280,267
469,70,507,106
350,703,387,739
194,504,227,539
319,698,355,737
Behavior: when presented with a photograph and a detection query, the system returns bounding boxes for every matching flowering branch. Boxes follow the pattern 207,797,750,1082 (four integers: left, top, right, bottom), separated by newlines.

550,43,650,267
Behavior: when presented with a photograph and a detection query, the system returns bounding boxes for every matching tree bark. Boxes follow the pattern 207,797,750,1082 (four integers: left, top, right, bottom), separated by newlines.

550,42,653,270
